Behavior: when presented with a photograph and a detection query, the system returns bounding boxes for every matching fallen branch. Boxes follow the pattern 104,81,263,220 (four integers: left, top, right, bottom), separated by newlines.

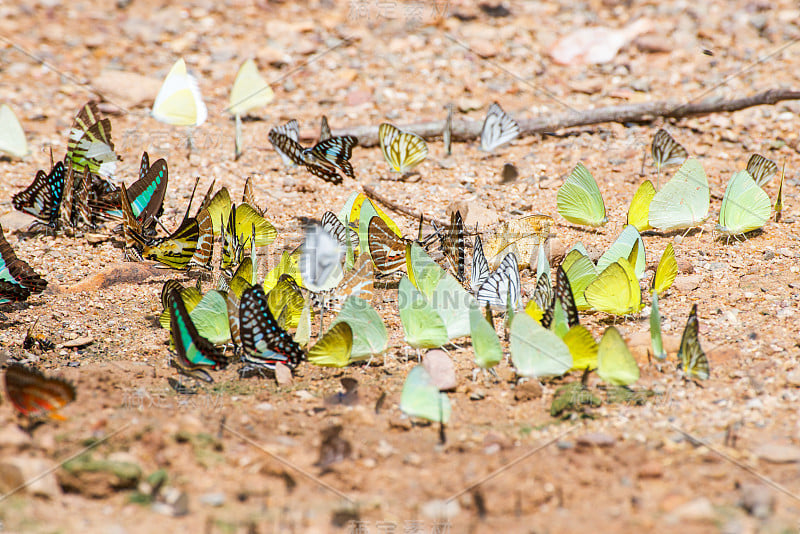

362,185,448,228
334,88,800,147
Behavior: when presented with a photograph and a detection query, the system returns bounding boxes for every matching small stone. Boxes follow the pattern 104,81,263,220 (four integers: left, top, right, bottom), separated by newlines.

674,274,703,292
738,483,774,519
421,499,461,520
668,497,716,523
547,238,567,265
403,453,422,466
0,425,32,448
514,381,542,401
423,350,457,391
469,390,485,401
389,415,412,431
153,487,189,517
61,336,94,349
255,402,274,411
85,234,110,245
556,441,574,450
0,456,61,498
784,371,800,387
637,461,663,479
576,432,616,448
762,250,775,261
200,491,226,507
294,390,314,401
753,442,800,463
274,362,293,386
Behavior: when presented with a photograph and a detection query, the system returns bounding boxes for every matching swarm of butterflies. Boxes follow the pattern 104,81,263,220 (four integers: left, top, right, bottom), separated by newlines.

0,56,788,422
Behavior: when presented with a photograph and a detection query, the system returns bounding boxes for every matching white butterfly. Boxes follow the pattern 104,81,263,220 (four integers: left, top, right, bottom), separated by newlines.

470,234,490,293
477,252,521,310
300,223,344,293
0,104,28,159
152,58,207,127
480,102,519,152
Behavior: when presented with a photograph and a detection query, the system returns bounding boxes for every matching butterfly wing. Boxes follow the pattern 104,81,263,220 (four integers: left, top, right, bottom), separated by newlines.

651,129,688,170
4,364,76,419
716,170,771,236
627,180,656,232
269,120,301,166
677,304,709,380
477,252,520,309
653,243,677,296
368,216,410,275
480,102,520,152
378,123,428,173
470,234,490,293
12,162,65,227
556,162,607,227
746,153,778,187
307,322,353,367
649,158,710,231
239,285,305,369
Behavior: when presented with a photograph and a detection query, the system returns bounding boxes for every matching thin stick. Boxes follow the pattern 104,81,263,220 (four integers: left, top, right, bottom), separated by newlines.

334,89,800,147
362,185,447,227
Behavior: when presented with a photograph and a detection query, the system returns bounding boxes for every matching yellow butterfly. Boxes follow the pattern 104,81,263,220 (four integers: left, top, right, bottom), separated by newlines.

307,322,353,367
378,123,428,174
627,180,655,232
652,243,677,297
584,257,642,315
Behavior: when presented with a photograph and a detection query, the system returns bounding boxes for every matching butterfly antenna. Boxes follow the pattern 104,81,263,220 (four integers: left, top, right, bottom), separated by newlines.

183,177,201,222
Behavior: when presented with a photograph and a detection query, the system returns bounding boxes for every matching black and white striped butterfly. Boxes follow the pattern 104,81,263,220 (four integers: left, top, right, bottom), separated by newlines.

476,252,521,310
434,210,465,283
239,285,305,373
651,129,688,187
480,102,519,152
321,211,359,251
269,119,300,167
470,234,490,293
268,128,357,184
677,304,709,380
541,266,579,329
746,153,778,187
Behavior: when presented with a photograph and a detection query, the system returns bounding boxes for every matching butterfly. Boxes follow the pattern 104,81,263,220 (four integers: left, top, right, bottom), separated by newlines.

480,102,519,152
653,243,677,297
0,104,29,159
649,291,667,361
559,247,598,310
221,203,277,273
627,180,656,232
746,153,778,187
300,222,345,293
434,210,465,283
119,184,145,260
152,58,207,127
12,161,65,228
307,322,353,367
227,288,243,347
319,115,332,142
648,158,709,231
238,285,305,373
398,276,449,349
677,304,709,380
510,312,573,378
400,365,451,423
470,234,490,293
597,224,646,281
476,252,521,310
330,289,387,362
481,214,552,269
563,324,598,371
378,123,428,174
23,318,55,351
651,128,688,188
228,58,274,117
584,257,642,316
270,119,300,167
96,154,168,230
328,254,375,312
66,101,118,177
267,128,357,184
59,163,93,229
368,215,412,275
716,170,771,238
541,265,579,330
268,274,306,330
443,103,453,156
596,327,639,386
556,162,607,228
4,364,76,420
470,303,503,369
775,162,785,222
168,288,227,383
0,223,47,304
321,211,359,253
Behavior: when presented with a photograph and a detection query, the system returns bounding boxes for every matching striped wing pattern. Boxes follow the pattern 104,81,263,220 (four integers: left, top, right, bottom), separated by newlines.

476,252,520,309
270,119,300,166
239,285,305,370
677,304,709,380
321,211,359,251
746,153,778,187
440,210,465,282
4,364,76,419
480,102,519,152
470,235,490,293
0,223,47,304
378,123,428,173
651,129,688,170
368,216,411,275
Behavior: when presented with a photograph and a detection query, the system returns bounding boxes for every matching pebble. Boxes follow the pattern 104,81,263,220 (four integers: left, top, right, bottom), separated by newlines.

423,350,457,391
737,483,774,519
674,274,703,292
784,371,800,387
0,456,62,498
274,362,293,386
637,461,663,479
753,442,800,463
513,381,542,401
421,499,460,520
62,336,94,349
200,491,226,507
152,487,189,517
668,497,716,523
389,415,412,431
576,432,616,448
